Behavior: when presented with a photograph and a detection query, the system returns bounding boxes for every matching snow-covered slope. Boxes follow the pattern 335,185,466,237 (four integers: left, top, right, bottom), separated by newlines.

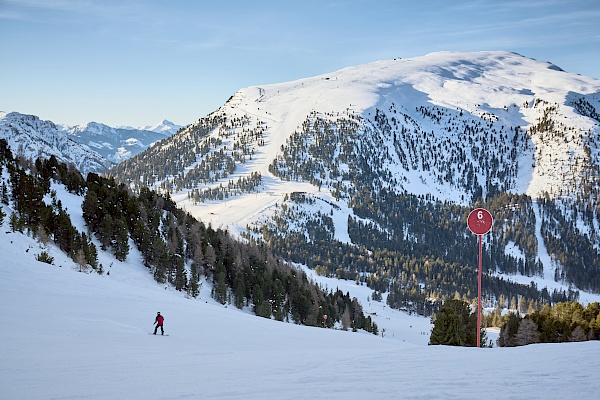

1,207,599,399
2,98,600,398
228,51,597,200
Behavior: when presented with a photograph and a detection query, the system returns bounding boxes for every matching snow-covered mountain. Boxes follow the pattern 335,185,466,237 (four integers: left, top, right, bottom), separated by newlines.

0,112,182,175
140,119,182,135
110,51,600,303
60,120,179,164
0,111,112,175
114,50,600,226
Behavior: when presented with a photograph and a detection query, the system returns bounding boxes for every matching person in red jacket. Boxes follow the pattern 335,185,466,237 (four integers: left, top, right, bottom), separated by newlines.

153,312,164,335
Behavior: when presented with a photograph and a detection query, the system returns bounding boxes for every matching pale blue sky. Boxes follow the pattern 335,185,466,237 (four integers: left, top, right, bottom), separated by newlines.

1,0,599,127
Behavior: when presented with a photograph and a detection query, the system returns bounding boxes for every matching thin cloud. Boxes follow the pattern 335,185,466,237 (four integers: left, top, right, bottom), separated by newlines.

1,0,151,24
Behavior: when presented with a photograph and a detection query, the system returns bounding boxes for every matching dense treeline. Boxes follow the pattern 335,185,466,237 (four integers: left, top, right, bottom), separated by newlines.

108,113,225,191
249,190,579,317
0,139,377,332
0,140,98,270
497,301,600,346
269,105,530,205
188,172,262,203
83,174,377,331
538,193,600,292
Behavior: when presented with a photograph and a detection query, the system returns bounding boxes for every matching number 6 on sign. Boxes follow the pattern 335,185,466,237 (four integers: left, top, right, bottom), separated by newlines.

468,208,493,235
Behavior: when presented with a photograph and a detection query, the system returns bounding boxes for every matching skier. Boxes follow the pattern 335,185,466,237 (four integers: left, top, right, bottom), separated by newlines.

153,312,164,335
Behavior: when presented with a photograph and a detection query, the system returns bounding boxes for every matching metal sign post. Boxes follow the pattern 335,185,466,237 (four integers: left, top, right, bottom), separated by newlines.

467,208,493,348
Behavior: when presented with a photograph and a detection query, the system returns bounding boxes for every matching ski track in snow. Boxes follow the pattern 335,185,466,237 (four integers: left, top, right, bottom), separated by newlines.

2,197,600,399
2,226,600,399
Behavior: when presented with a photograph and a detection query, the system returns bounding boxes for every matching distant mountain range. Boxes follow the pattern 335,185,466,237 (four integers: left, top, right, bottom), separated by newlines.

0,111,112,175
59,120,182,164
0,112,182,175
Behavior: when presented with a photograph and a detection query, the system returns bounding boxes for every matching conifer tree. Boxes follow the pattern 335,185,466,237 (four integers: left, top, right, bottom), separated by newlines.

0,182,9,205
112,217,129,261
189,263,201,298
74,248,87,272
430,299,485,347
498,312,521,347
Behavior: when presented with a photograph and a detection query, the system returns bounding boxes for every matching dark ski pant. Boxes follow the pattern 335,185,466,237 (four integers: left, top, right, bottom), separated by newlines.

154,324,164,335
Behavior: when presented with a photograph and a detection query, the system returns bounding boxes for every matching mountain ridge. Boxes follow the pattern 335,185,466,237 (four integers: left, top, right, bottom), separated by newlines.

111,50,600,217
0,111,112,175
59,120,180,164
0,112,182,175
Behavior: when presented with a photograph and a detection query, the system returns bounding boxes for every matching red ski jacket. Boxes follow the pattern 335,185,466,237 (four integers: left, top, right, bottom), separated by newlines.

155,315,164,325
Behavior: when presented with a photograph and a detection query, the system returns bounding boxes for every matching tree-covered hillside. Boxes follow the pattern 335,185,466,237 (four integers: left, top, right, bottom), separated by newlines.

247,191,582,317
0,139,377,333
106,53,600,318
244,103,599,316
108,101,600,318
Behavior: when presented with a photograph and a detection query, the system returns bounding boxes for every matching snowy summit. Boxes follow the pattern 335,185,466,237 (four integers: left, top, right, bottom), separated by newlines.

112,51,600,235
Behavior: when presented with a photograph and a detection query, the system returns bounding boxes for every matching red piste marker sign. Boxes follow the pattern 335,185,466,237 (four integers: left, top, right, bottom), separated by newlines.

467,208,493,235
467,208,493,348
